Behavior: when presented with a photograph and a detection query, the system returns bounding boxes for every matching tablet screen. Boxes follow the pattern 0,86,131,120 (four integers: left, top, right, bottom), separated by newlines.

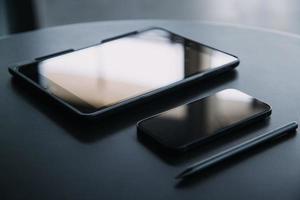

18,28,238,113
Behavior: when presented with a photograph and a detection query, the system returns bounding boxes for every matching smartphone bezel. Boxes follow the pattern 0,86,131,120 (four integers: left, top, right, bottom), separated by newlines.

136,89,272,152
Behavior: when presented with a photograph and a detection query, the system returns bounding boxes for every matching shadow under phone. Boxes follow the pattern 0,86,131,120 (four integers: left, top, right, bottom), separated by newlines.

137,118,270,166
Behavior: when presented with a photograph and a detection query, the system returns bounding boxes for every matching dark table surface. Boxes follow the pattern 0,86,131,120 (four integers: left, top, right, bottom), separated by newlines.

1,20,300,200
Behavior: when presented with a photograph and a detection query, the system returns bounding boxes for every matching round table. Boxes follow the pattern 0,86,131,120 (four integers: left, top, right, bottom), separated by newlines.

1,20,300,200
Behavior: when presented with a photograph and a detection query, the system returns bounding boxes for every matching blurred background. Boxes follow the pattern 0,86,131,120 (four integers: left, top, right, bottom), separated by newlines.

1,0,300,37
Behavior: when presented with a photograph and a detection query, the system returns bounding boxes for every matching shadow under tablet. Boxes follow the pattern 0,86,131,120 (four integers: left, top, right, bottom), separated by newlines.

10,70,238,143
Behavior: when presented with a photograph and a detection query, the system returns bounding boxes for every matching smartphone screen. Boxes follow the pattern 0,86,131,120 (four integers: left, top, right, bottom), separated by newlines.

137,89,271,151
17,28,238,113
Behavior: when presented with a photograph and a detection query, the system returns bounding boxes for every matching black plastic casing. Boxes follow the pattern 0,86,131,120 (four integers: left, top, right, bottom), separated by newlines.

8,27,240,119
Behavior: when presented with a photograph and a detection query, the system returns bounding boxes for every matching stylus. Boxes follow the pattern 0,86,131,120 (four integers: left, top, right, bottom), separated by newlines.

176,122,298,180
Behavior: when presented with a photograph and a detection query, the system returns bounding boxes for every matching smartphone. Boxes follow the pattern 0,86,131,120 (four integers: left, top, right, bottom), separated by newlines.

137,89,272,152
9,27,239,118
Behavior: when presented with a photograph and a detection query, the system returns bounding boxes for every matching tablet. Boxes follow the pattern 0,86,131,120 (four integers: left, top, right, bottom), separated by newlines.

9,27,239,117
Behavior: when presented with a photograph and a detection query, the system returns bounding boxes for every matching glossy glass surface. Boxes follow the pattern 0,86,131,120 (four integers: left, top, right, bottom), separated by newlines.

138,89,271,149
19,28,238,113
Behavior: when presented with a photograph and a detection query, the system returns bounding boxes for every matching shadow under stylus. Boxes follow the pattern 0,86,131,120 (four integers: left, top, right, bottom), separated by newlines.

174,129,297,188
